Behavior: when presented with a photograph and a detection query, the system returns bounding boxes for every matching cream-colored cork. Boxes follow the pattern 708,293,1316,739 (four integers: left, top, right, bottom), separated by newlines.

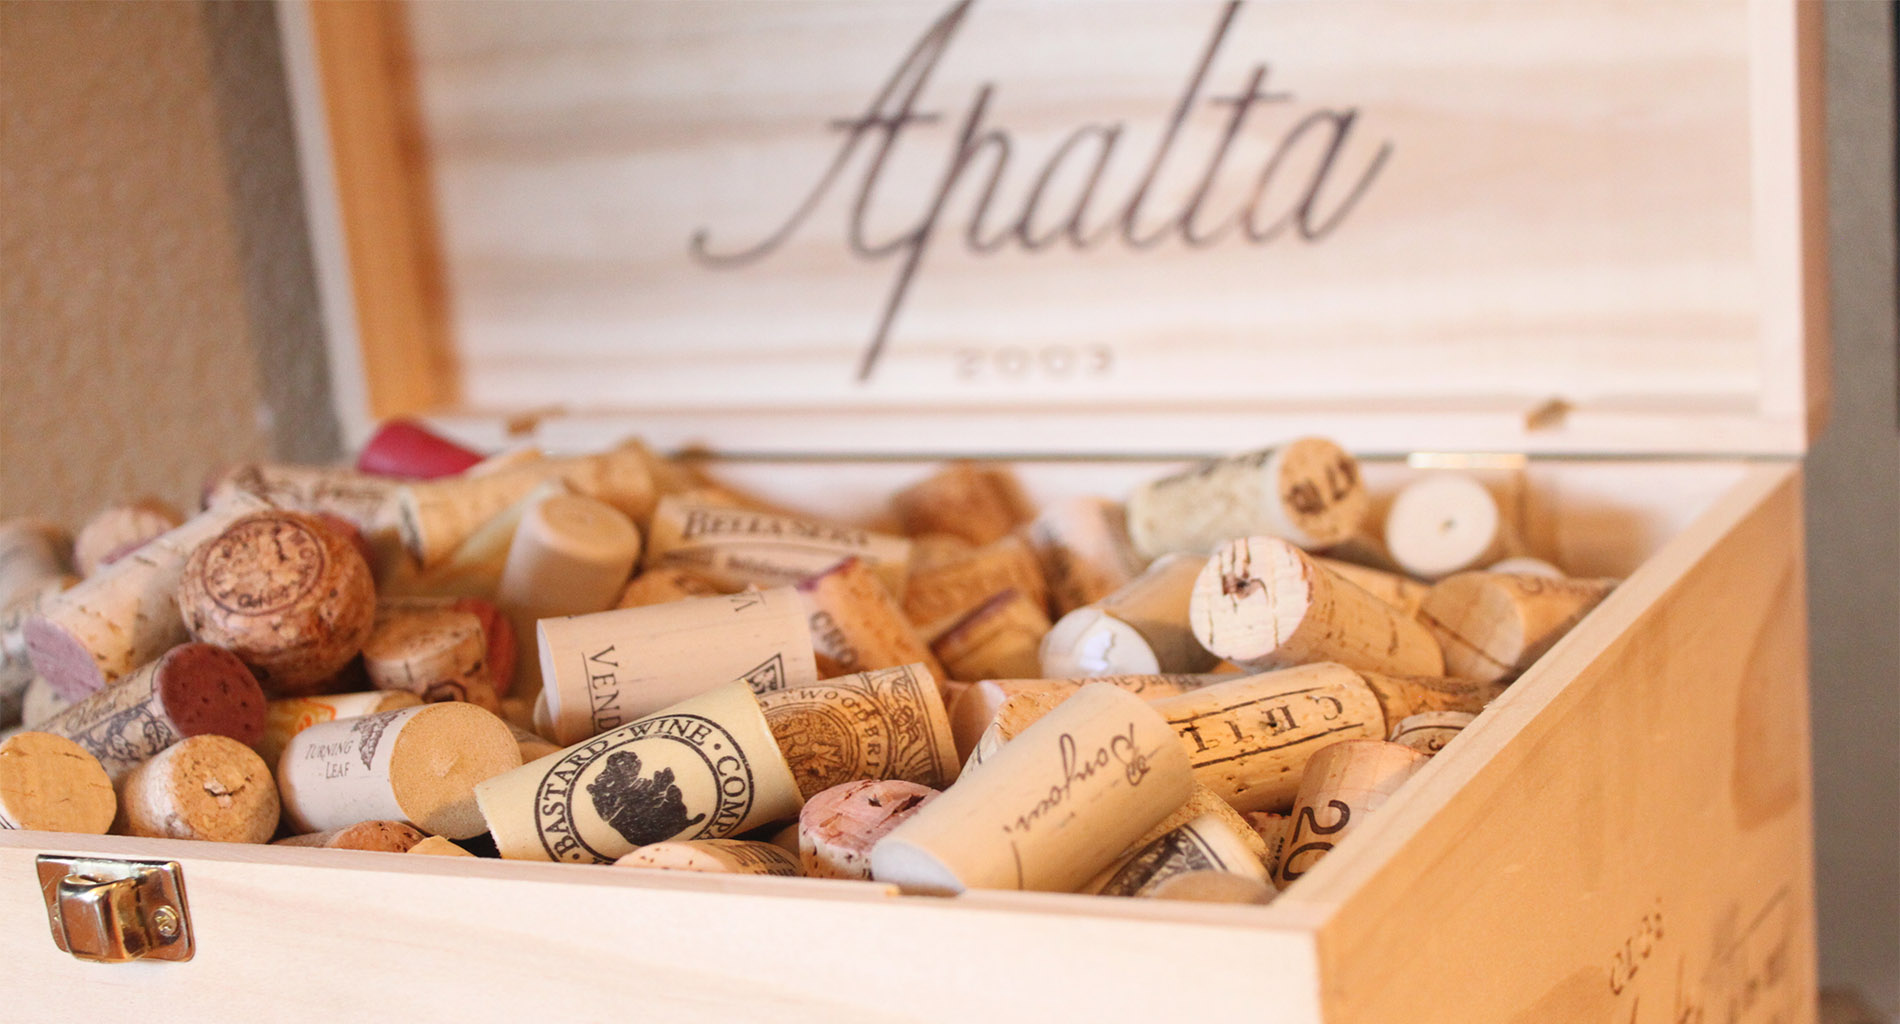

1147,870,1276,904
1082,811,1271,897
1418,572,1615,684
759,664,960,798
19,676,72,730
257,691,425,768
409,836,476,857
538,588,817,745
1272,739,1429,888
873,683,1193,896
1384,474,1522,580
1314,557,1429,619
477,680,804,864
498,493,643,697
273,820,427,852
118,735,279,843
798,558,946,681
1027,497,1146,616
645,495,912,595
930,590,1050,684
396,445,657,569
1041,554,1218,678
362,605,489,701
1150,664,1388,813
177,509,378,697
798,779,939,881
73,500,183,577
1388,711,1477,756
614,839,801,876
962,689,1074,772
383,480,565,601
1126,438,1369,559
902,534,1047,640
949,674,1224,763
1190,538,1444,679
0,732,115,833
614,567,721,609
277,702,522,839
890,463,1026,546
0,519,72,610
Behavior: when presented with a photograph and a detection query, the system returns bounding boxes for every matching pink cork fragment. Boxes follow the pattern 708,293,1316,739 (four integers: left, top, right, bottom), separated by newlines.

355,419,484,480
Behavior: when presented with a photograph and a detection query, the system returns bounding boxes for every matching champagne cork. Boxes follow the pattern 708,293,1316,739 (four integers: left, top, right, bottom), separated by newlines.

39,643,266,782
871,683,1194,896
1245,811,1292,881
176,509,378,697
0,519,72,610
901,534,1047,640
1384,474,1522,580
1190,538,1445,678
2,577,74,726
476,680,804,864
409,835,476,857
355,418,485,479
1150,663,1387,813
258,690,425,767
1147,870,1276,903
798,558,945,681
798,778,939,880
1027,497,1145,616
119,735,280,843
1352,670,1504,729
949,674,1224,762
396,445,657,569
890,462,1025,545
1314,557,1428,619
278,702,522,839
930,590,1050,684
25,493,268,699
0,732,116,833
362,605,488,701
19,675,72,730
1126,438,1368,559
1041,554,1218,678
273,820,427,851
538,588,817,745
1486,556,1565,579
1083,811,1270,897
1418,572,1615,684
962,689,1074,770
646,495,912,595
758,664,960,798
73,499,183,577
613,838,801,876
1273,739,1428,887
499,493,643,696
615,566,720,609
1388,711,1477,755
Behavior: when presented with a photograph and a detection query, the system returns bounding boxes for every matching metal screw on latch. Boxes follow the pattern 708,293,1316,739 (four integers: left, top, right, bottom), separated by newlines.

151,906,180,941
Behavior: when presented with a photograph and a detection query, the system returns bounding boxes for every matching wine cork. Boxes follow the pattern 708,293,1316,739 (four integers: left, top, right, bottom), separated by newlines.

381,595,518,694
0,519,72,610
382,479,565,602
798,778,939,880
1314,557,1428,619
1027,497,1145,616
1418,572,1615,684
890,462,1025,546
909,533,974,573
1384,474,1522,580
409,835,476,857
273,820,428,852
1147,869,1277,904
799,558,945,681
176,509,378,697
466,444,544,477
1150,663,1387,812
499,492,643,695
208,463,404,546
362,605,488,699
1273,739,1428,887
759,664,960,798
257,690,424,768
1126,438,1368,559
509,722,562,762
613,838,801,876
1083,811,1270,897
73,499,183,577
355,418,486,479
962,689,1074,771
0,732,116,833
901,534,1047,640
476,680,804,864
396,445,657,569
930,590,1050,684
646,495,912,595
39,643,266,782
1352,671,1504,730
1486,556,1565,579
25,493,268,699
615,566,721,609
1041,554,1218,678
278,702,522,839
2,577,74,726
119,735,280,843
1127,782,1267,860
538,588,817,745
425,676,502,715
1388,711,1477,755
949,674,1224,762
1190,538,1445,678
19,675,72,730
1244,811,1292,882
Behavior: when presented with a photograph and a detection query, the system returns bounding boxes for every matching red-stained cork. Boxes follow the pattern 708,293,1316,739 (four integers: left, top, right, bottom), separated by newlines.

356,419,485,480
37,642,266,782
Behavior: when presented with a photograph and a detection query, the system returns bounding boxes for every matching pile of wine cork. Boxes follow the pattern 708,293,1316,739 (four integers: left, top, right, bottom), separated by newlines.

0,425,1615,907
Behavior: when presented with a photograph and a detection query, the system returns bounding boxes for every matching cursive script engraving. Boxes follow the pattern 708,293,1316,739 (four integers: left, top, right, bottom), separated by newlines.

690,0,1393,382
1001,723,1153,840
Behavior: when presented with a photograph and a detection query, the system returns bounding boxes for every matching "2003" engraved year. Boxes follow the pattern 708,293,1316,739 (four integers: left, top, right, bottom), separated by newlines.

955,345,1114,382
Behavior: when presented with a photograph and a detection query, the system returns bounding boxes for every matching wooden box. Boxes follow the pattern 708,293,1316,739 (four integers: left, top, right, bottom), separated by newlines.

1,2,1826,1020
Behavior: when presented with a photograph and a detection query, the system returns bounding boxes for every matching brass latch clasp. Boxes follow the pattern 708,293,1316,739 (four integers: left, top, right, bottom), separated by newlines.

36,855,193,963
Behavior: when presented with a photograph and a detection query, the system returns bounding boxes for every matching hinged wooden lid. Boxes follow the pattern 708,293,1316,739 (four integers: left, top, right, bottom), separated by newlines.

285,0,1826,458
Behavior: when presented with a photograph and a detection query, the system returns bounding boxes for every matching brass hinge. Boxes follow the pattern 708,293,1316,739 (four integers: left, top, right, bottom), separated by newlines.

36,855,194,963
